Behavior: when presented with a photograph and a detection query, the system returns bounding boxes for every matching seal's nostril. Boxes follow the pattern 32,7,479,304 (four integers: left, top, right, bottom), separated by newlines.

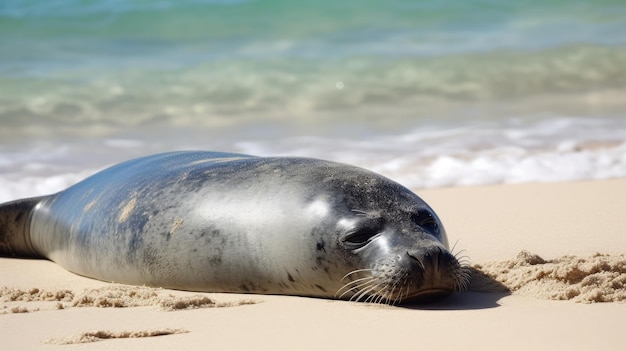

408,247,447,273
407,252,425,270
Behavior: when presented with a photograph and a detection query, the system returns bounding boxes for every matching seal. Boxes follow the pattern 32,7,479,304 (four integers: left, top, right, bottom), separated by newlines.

0,151,469,304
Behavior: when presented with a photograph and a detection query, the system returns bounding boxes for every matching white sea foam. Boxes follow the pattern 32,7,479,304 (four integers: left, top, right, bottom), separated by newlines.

1,117,625,203
235,117,626,189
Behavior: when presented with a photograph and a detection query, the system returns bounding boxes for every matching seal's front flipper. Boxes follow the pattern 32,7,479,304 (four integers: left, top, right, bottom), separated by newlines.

0,196,47,258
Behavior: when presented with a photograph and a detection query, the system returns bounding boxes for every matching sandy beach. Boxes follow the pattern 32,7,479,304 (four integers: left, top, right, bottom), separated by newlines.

2,178,625,350
3,1,626,350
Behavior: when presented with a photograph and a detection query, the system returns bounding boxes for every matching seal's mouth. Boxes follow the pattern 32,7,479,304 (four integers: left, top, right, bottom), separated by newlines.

336,269,466,305
336,250,470,305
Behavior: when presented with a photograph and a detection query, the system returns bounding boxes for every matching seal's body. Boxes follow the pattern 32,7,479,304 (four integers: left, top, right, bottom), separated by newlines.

0,151,468,304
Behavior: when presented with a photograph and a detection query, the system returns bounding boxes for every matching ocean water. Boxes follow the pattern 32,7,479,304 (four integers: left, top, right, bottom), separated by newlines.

1,0,626,201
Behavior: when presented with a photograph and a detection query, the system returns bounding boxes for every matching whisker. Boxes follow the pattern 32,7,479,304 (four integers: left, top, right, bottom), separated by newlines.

341,269,375,282
352,281,384,303
450,239,461,254
450,247,472,292
372,288,387,305
349,285,371,303
375,291,385,304
461,267,472,290
361,282,387,302
450,241,472,269
451,264,472,291
364,290,380,304
394,275,410,305
341,276,375,288
335,277,377,299
401,278,410,304
382,278,401,305
454,253,471,265
338,278,378,300
376,283,392,305
350,209,369,217
397,284,407,306
414,256,425,271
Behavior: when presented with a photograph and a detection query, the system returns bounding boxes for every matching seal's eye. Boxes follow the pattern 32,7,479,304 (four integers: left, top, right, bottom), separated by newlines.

342,218,384,250
343,228,378,248
411,211,439,235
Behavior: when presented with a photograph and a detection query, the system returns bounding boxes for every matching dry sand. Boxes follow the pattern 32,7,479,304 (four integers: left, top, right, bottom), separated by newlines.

2,179,625,350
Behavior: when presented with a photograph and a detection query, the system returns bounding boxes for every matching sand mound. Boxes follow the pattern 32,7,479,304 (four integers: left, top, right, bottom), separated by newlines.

1,285,256,313
471,251,626,303
45,328,188,345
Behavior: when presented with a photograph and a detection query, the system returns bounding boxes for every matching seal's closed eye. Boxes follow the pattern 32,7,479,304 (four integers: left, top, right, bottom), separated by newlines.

342,217,385,250
411,210,439,235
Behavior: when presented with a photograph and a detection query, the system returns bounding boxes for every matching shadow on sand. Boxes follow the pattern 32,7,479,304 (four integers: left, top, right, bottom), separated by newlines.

400,266,511,310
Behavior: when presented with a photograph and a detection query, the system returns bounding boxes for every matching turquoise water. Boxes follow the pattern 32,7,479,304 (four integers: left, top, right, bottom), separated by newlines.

1,0,626,199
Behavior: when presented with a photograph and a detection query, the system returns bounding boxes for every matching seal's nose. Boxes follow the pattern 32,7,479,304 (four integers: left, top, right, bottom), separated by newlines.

407,246,453,285
407,246,443,267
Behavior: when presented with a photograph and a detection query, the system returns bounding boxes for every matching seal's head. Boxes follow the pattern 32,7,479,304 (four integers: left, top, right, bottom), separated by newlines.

323,169,470,305
336,209,469,304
